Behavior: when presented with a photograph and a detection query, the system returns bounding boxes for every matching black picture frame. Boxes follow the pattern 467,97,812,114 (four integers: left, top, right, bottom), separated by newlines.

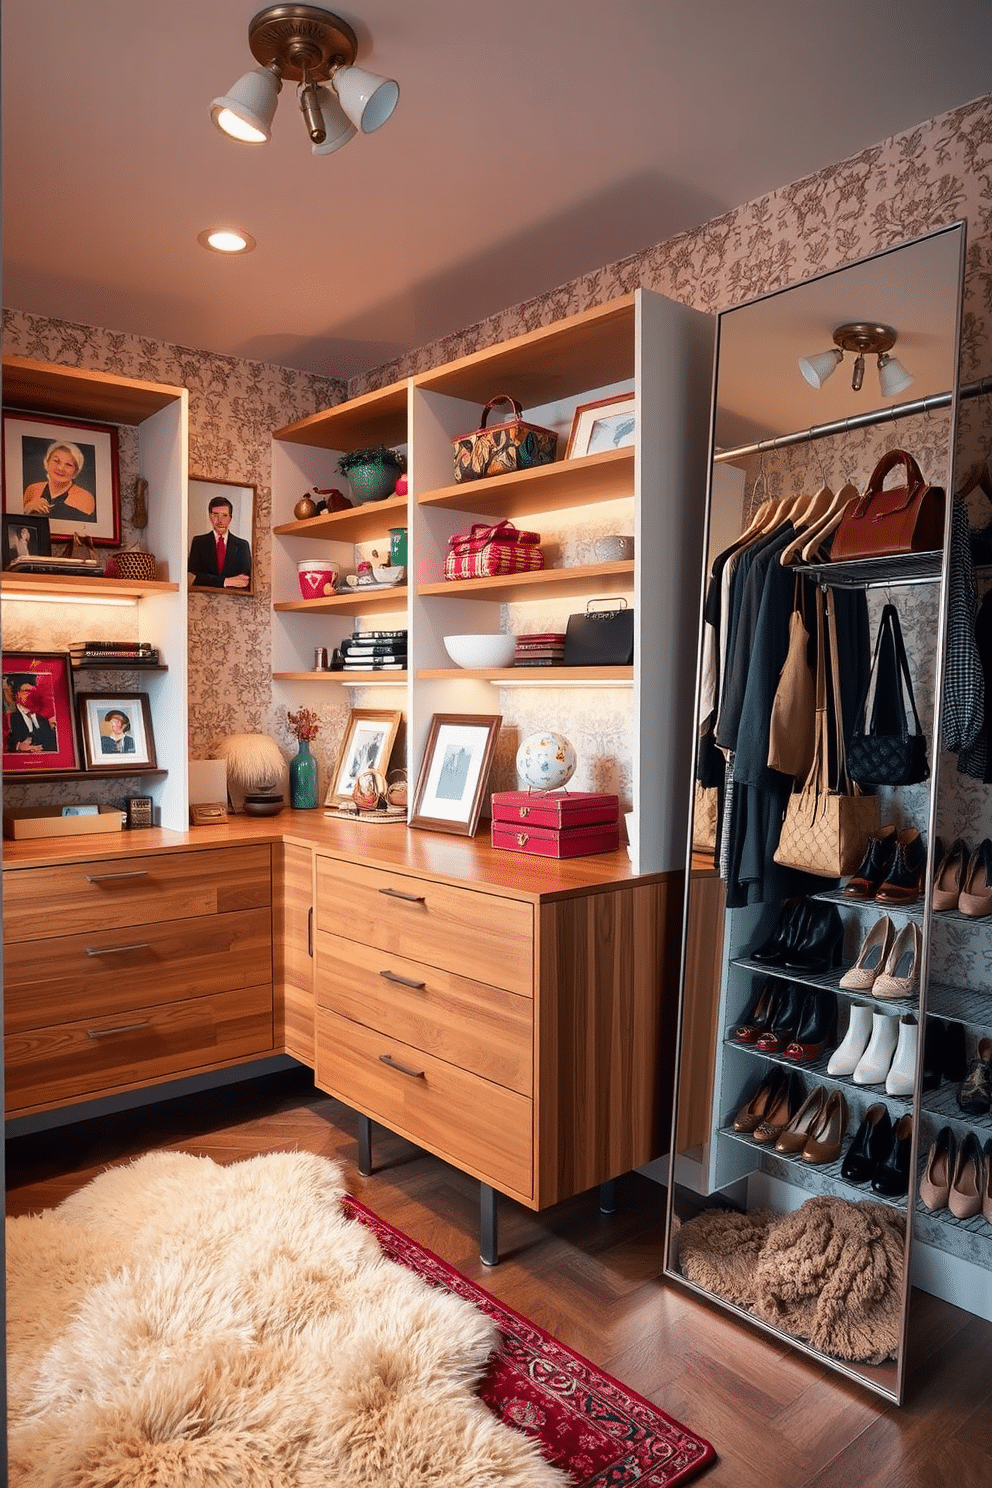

2,512,52,569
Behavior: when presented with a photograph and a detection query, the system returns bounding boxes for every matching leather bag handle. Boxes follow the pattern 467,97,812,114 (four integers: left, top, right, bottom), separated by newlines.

479,395,523,427
849,448,927,522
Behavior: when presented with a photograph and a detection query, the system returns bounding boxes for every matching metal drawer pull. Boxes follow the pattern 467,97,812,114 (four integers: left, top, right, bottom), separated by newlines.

377,887,426,904
85,943,150,957
379,969,427,990
86,1021,150,1039
378,1053,426,1079
84,870,149,883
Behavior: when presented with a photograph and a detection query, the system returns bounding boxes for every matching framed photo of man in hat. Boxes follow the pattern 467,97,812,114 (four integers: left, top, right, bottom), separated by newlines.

77,693,157,770
1,651,80,772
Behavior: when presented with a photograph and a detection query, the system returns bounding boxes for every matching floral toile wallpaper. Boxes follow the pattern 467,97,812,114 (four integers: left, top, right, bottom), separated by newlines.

3,94,992,811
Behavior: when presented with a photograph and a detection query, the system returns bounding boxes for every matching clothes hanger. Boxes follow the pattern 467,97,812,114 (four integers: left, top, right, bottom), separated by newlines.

795,481,861,562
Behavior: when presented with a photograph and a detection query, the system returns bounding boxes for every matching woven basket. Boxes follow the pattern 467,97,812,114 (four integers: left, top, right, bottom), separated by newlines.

107,546,157,581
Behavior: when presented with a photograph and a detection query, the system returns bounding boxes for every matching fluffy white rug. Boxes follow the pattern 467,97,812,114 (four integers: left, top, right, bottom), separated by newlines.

6,1150,567,1488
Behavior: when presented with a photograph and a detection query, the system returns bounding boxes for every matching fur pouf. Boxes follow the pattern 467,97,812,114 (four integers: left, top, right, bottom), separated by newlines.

677,1195,904,1365
6,1151,567,1488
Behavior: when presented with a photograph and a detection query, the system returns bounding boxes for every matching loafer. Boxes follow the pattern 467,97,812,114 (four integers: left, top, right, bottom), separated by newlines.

919,1125,957,1211
839,915,894,991
842,824,897,899
958,838,992,917
872,921,921,1002
932,837,969,911
957,1036,992,1115
875,828,927,905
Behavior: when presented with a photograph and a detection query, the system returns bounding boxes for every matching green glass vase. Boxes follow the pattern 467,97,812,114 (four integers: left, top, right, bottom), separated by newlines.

289,738,318,809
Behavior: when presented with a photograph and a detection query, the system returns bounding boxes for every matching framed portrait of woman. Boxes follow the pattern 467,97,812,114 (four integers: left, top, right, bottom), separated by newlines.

2,412,120,545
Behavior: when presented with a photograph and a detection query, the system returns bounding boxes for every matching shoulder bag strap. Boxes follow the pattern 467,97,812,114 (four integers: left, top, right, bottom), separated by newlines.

875,603,923,738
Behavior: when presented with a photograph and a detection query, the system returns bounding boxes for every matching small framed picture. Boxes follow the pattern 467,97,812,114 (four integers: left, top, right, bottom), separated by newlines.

410,713,502,837
325,708,402,806
565,392,636,459
187,477,256,595
77,693,156,770
2,412,121,545
2,651,80,772
2,511,52,568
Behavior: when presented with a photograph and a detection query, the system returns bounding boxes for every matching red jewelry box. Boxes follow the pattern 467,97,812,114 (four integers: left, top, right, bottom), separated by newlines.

490,789,619,829
491,819,621,859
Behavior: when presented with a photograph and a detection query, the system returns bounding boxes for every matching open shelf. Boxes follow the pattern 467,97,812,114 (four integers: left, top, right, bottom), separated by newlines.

273,587,408,617
2,574,179,600
4,767,167,784
417,561,633,604
273,379,408,451
417,666,633,684
417,447,633,518
273,493,407,544
273,670,408,683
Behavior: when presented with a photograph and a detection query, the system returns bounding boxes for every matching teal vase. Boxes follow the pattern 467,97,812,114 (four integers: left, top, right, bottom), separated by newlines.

290,738,318,809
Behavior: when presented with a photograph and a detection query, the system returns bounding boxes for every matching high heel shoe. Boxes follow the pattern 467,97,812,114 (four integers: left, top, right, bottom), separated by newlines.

871,921,921,1002
852,1010,900,1085
932,837,969,911
749,898,807,965
774,1085,827,1154
919,1125,957,1211
753,1070,806,1145
983,1138,992,1226
841,1102,893,1184
732,1065,788,1134
948,1129,985,1219
875,828,927,906
957,1036,992,1115
784,987,837,1061
838,915,894,991
871,1113,913,1198
827,1002,874,1077
842,824,897,899
731,980,779,1044
885,1015,918,1097
781,900,844,973
754,981,804,1053
958,838,992,917
801,1089,849,1166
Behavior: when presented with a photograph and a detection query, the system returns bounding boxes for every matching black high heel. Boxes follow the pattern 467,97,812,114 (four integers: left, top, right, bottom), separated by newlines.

921,1017,945,1092
871,1113,913,1198
749,899,807,965
784,987,837,1061
840,1102,893,1184
731,980,779,1044
782,900,844,973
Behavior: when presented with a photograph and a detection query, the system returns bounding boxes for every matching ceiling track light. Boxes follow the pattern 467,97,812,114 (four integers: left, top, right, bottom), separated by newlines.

798,322,914,398
210,4,398,154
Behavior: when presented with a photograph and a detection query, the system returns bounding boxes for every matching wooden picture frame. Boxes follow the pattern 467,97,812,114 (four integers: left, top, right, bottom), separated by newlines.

2,512,52,569
2,651,80,772
409,713,501,837
565,392,636,459
187,477,256,595
2,411,121,545
325,708,402,806
77,692,157,770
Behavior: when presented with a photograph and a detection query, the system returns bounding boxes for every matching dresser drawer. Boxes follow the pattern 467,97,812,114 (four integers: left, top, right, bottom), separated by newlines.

315,857,532,996
315,1009,532,1200
315,929,532,1096
3,845,272,943
5,984,274,1114
4,908,273,1035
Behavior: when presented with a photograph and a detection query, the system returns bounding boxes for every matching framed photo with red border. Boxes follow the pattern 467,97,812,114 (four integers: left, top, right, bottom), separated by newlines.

2,411,121,546
2,652,81,772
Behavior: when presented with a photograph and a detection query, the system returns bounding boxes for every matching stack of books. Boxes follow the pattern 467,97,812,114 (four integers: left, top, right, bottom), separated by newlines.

340,629,408,672
69,640,161,668
514,632,566,667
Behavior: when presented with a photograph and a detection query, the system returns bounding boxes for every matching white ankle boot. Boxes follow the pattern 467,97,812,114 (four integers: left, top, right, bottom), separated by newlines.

853,1010,900,1085
885,1015,918,1096
827,1002,874,1077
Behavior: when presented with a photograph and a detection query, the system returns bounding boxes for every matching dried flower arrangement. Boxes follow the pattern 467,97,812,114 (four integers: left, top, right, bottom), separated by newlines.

287,707,319,742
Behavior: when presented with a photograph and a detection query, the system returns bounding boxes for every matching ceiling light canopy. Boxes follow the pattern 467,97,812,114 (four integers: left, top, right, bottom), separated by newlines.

799,322,913,398
198,228,257,254
210,5,398,156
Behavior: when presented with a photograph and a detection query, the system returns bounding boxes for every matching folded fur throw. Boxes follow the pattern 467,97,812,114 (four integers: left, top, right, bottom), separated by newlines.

6,1150,567,1488
677,1195,904,1365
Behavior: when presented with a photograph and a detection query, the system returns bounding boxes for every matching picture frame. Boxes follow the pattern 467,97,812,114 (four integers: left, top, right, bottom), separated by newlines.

77,692,157,770
2,511,52,569
187,477,256,595
325,708,402,806
565,392,637,459
409,713,502,837
2,411,121,545
2,651,80,772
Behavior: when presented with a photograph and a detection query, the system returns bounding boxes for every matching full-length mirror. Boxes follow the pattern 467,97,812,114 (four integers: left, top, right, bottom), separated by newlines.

665,222,967,1404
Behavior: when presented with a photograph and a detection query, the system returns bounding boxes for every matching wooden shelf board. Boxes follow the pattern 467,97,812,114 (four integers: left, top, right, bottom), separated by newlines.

417,666,633,683
273,670,408,683
417,561,633,603
417,447,633,517
273,493,407,542
273,380,408,450
273,587,408,616
4,767,167,784
2,355,183,425
2,574,179,600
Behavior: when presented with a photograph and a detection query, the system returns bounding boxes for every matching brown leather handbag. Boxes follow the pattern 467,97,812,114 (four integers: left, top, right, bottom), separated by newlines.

830,449,945,562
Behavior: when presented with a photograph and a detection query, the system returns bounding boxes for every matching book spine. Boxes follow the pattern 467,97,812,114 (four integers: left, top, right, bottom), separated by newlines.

353,629,408,641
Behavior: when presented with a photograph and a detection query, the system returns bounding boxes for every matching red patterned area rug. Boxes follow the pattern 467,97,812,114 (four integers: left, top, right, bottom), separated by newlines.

345,1198,716,1488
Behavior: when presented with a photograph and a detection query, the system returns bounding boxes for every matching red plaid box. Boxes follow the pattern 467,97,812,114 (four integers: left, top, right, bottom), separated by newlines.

444,520,545,581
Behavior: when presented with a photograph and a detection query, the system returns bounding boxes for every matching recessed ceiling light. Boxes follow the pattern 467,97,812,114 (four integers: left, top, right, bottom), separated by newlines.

197,228,256,254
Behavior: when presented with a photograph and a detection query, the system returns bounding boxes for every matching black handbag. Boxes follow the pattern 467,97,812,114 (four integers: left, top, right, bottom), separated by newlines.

563,598,634,666
847,603,929,789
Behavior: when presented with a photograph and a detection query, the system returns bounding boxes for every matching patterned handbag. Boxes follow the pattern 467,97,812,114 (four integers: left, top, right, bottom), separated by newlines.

444,520,545,580
774,588,880,878
452,396,558,483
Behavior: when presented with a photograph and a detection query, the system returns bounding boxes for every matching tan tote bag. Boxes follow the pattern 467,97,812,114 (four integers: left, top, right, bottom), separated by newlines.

774,588,879,878
768,576,815,780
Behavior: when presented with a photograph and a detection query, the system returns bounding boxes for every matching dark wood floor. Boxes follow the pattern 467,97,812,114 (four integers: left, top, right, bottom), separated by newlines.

6,1066,992,1488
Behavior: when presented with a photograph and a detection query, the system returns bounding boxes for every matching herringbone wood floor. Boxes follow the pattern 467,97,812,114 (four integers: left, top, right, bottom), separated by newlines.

6,1066,991,1488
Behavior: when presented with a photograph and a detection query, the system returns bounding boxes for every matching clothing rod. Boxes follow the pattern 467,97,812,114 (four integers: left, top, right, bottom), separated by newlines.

713,374,992,464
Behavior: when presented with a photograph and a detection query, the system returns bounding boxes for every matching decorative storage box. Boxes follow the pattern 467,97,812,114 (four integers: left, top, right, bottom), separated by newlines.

444,520,545,581
452,395,558,483
491,790,620,858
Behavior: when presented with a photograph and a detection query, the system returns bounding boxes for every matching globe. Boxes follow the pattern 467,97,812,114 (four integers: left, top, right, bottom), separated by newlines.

516,732,577,791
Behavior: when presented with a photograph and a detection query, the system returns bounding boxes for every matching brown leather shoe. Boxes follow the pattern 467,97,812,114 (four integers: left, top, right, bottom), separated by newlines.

774,1085,826,1154
842,824,897,899
801,1089,849,1165
875,828,927,905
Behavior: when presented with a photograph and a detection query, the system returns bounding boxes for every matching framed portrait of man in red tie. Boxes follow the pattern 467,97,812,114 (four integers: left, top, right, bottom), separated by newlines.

2,651,81,772
187,478,254,595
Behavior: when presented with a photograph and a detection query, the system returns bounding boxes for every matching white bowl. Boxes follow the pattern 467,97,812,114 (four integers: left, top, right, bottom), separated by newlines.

444,633,517,669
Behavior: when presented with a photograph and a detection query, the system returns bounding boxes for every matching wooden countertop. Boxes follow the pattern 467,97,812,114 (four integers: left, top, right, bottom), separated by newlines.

2,809,694,904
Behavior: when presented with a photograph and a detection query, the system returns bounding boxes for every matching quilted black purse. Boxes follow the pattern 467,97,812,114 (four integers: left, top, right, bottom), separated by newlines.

847,603,929,789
